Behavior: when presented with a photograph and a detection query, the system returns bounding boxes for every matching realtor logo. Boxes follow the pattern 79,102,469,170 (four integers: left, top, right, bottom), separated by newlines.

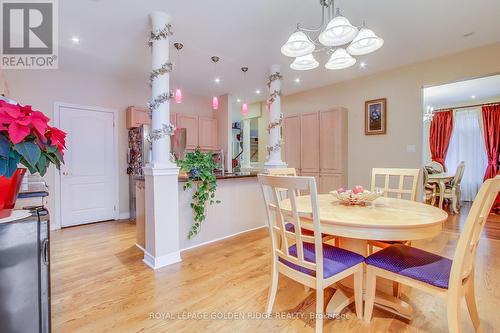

1,0,58,69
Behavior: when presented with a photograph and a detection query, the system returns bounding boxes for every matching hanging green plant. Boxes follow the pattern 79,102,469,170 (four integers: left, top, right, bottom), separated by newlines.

177,149,220,239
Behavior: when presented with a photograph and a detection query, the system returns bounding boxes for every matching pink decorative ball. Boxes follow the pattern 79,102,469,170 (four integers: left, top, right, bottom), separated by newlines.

337,187,346,193
352,185,364,194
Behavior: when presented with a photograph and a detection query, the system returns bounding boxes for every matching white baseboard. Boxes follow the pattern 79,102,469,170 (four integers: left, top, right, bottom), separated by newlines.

181,224,267,252
118,212,131,220
135,243,145,252
143,250,182,270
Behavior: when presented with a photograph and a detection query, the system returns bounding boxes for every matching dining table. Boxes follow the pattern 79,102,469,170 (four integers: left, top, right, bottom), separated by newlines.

427,172,455,209
279,194,448,319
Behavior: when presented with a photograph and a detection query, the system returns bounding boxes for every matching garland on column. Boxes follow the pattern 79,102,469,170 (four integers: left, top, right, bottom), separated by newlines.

267,113,283,133
147,23,175,141
267,71,283,88
267,89,281,108
267,140,284,154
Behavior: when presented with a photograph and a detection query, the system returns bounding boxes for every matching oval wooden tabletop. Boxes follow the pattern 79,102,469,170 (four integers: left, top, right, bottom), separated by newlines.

280,194,448,241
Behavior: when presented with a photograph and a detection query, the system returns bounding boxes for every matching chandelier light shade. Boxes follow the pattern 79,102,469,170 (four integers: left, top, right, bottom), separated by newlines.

212,96,219,110
280,31,315,58
347,28,384,56
319,15,358,47
325,48,356,70
282,0,383,71
241,103,248,115
290,54,320,71
175,88,183,104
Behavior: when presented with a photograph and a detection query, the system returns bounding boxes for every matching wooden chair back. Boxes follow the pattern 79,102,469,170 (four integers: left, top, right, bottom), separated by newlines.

449,176,500,291
451,162,465,188
427,161,445,173
371,168,420,201
258,175,323,279
423,167,429,186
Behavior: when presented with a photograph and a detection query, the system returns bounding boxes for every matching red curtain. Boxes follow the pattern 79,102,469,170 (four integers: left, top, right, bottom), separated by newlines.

482,104,500,214
430,110,453,170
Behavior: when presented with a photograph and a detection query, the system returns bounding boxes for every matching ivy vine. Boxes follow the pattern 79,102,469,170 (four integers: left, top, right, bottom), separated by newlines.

177,149,221,238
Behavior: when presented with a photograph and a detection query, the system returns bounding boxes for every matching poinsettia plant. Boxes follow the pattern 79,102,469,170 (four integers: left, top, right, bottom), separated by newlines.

0,100,66,178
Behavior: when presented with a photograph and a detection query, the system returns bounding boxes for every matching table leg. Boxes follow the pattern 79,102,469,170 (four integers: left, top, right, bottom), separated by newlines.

325,238,413,319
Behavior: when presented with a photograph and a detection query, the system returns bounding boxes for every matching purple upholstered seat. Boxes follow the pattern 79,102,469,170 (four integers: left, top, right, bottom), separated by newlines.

365,244,452,289
278,242,364,279
285,222,315,236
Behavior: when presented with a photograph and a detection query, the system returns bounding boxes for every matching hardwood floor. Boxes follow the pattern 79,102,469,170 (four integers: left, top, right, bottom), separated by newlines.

51,208,500,333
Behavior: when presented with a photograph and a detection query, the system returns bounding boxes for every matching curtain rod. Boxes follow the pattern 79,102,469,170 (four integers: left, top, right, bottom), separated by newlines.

433,102,500,113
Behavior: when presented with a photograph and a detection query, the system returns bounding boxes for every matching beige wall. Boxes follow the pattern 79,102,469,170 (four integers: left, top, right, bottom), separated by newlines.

282,42,500,189
4,69,213,222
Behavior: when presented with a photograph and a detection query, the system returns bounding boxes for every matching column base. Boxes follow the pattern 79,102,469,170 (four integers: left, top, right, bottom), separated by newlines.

143,250,182,270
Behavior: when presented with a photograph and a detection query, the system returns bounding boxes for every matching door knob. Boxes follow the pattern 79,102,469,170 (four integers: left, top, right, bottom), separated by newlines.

62,171,69,176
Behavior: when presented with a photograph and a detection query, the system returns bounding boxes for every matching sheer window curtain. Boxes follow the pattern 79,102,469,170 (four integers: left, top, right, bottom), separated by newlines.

445,109,488,201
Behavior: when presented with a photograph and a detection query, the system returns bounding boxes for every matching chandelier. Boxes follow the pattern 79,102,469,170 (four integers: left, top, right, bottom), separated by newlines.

281,0,384,71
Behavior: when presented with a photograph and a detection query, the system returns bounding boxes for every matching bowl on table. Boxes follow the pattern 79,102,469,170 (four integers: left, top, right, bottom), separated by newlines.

330,186,383,206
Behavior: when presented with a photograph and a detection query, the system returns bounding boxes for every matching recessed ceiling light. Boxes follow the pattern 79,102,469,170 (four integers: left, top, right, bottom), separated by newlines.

256,89,261,95
471,95,476,99
214,77,221,84
236,98,241,103
71,36,80,44
294,77,301,84
360,61,367,69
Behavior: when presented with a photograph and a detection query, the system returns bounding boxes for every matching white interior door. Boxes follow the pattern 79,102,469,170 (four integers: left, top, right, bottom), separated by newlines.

59,105,116,227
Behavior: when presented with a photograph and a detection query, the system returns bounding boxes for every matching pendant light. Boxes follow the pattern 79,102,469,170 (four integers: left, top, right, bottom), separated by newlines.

325,48,356,70
290,54,319,71
241,67,249,115
281,31,315,58
173,42,183,103
347,23,384,56
319,9,358,47
211,56,220,110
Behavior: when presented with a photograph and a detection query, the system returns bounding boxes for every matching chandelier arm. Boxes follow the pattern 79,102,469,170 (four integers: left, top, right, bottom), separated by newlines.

297,2,326,34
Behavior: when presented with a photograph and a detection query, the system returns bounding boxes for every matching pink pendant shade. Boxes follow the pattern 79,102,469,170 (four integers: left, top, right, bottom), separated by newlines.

241,103,248,115
175,88,183,104
212,96,219,110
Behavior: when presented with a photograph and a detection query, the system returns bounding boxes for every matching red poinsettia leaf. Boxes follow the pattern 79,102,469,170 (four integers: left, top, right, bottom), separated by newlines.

8,122,31,144
2,103,22,119
15,117,31,126
20,104,33,115
30,111,49,135
0,109,14,124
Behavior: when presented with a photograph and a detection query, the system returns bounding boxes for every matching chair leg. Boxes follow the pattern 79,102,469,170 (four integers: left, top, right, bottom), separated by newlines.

465,274,482,332
354,268,363,320
447,295,463,333
364,266,377,323
368,244,374,255
315,288,324,333
304,286,310,292
266,261,279,315
392,282,401,298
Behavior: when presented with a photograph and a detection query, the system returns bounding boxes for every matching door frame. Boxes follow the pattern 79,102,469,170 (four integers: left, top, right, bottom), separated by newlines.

53,102,119,229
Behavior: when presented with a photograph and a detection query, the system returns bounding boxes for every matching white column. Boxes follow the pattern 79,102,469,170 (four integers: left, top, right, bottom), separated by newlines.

143,11,181,270
264,64,287,169
241,118,251,169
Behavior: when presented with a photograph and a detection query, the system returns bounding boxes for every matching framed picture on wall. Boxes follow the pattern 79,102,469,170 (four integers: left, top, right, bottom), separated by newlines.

365,98,387,135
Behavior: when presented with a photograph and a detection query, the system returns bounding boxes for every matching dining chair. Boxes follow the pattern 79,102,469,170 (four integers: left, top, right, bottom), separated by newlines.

423,167,437,205
435,162,465,214
368,168,420,297
427,160,445,173
258,174,364,333
368,168,420,252
364,176,500,333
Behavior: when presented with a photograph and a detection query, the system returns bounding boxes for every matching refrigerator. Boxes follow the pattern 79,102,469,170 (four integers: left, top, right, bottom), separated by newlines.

127,125,186,219
0,208,51,333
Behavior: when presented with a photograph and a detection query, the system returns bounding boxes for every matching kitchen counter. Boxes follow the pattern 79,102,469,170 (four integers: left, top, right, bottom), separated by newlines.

134,172,259,182
18,183,49,199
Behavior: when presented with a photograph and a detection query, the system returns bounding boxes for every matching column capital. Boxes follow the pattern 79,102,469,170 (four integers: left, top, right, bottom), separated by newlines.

269,64,281,74
150,12,171,26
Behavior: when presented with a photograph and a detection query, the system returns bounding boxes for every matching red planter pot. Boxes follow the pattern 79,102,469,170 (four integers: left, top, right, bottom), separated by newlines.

0,168,27,219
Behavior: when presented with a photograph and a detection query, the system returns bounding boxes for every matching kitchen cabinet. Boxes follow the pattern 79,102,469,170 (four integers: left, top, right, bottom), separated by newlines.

284,107,348,194
283,115,301,172
126,107,150,128
300,112,320,173
198,117,218,150
320,108,347,174
177,114,199,150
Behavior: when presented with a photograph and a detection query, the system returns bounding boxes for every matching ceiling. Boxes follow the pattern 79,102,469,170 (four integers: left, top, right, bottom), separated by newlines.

58,0,500,101
424,74,500,109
